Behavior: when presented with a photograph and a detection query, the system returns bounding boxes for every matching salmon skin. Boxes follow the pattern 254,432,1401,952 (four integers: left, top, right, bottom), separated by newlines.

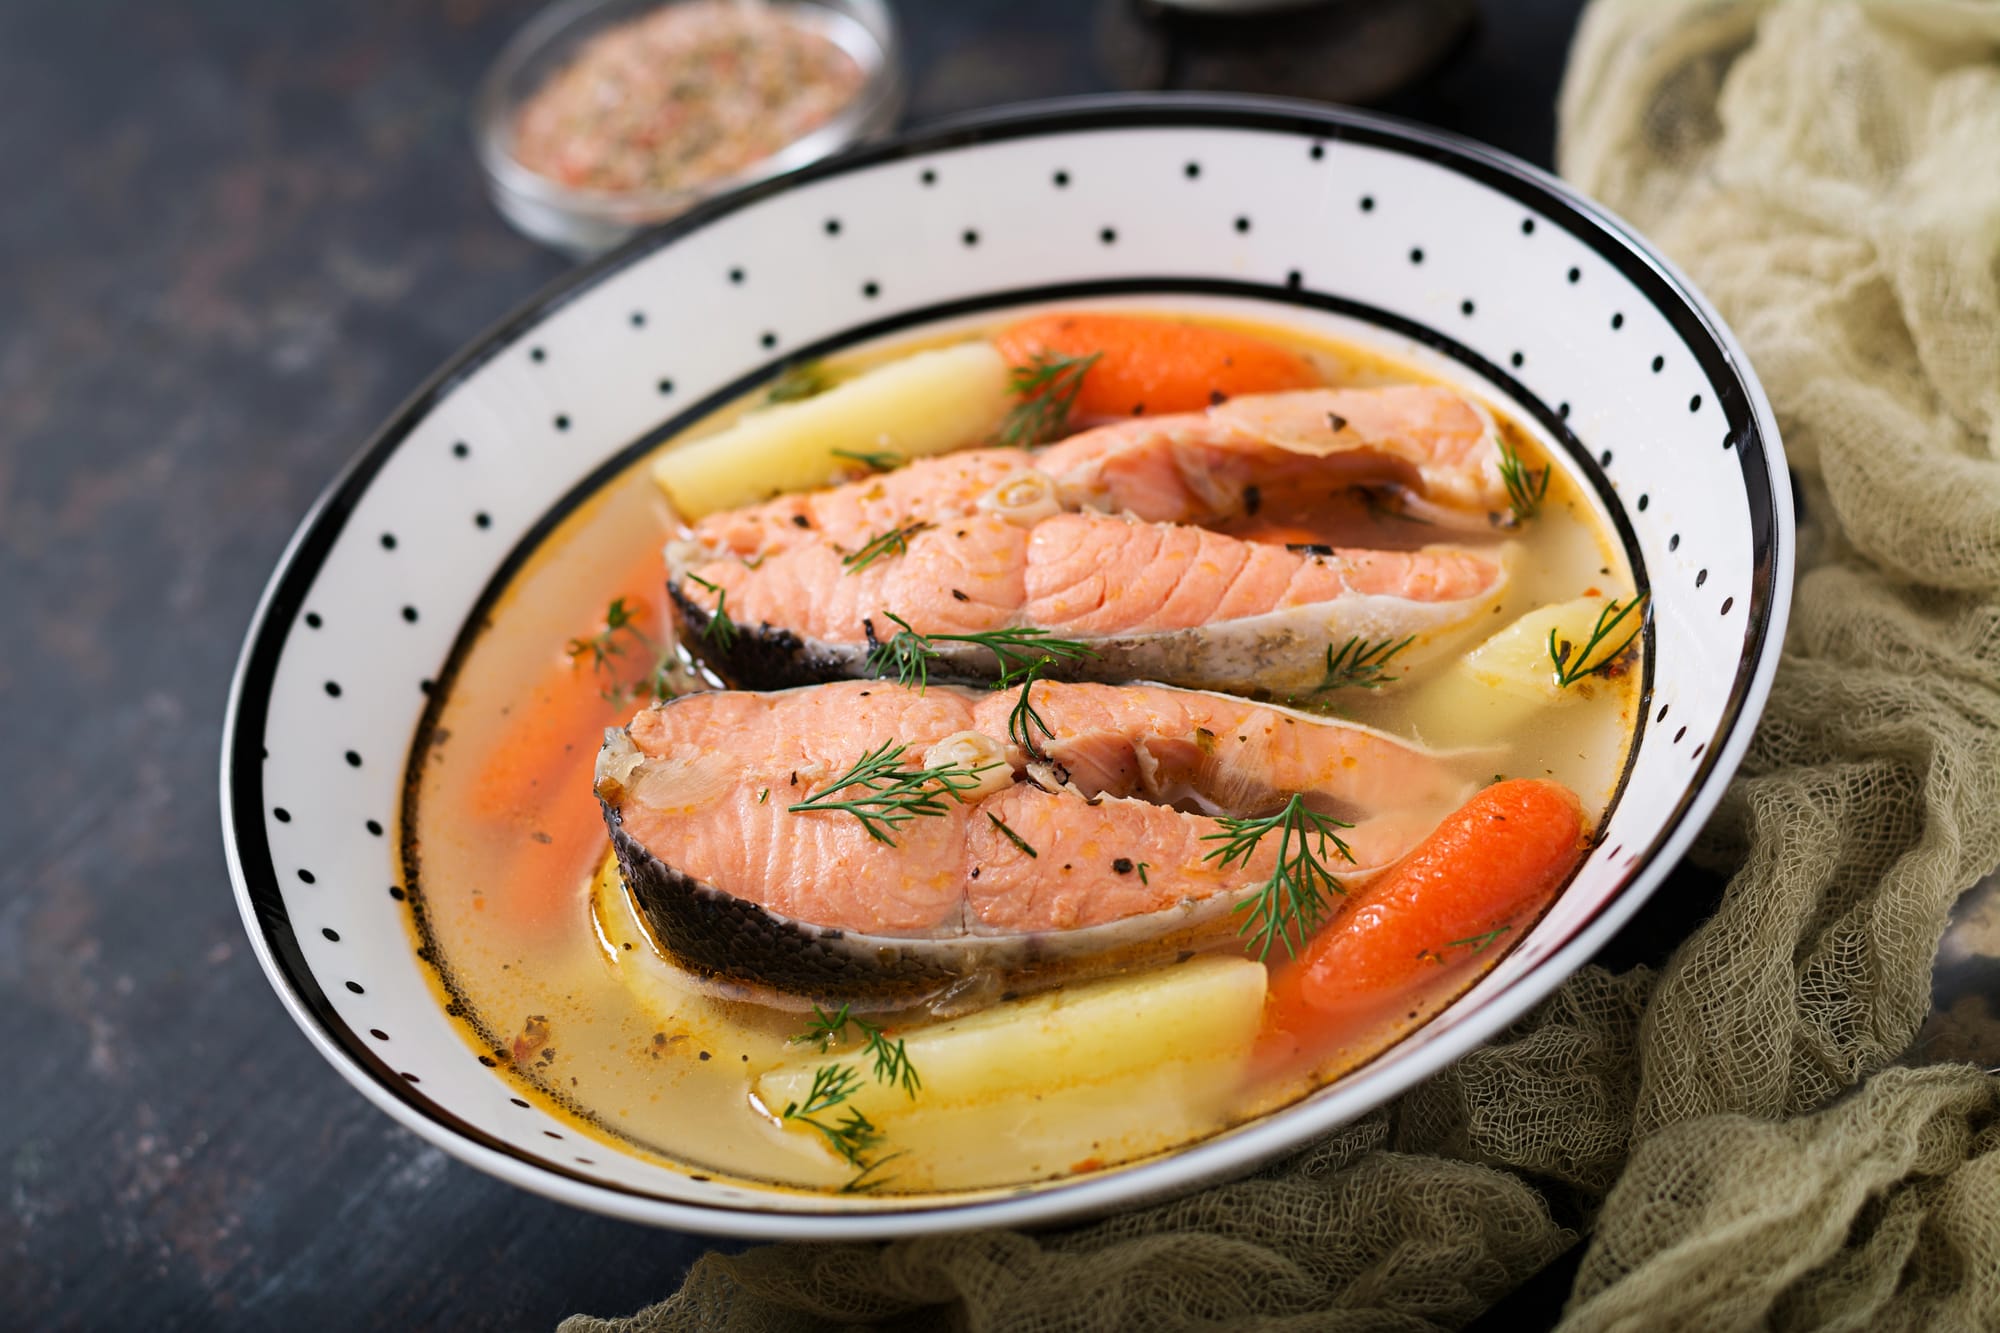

596,680,1490,1005
668,385,1515,693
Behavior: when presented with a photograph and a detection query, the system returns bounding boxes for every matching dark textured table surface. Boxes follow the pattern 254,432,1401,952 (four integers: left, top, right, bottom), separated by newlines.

4,1,1751,1327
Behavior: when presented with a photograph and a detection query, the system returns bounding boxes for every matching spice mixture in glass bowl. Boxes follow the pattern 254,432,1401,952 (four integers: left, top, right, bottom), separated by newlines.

477,0,902,257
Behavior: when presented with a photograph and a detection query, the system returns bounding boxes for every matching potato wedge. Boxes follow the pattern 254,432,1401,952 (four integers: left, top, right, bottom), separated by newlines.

754,954,1266,1184
1408,595,1633,743
652,342,1012,519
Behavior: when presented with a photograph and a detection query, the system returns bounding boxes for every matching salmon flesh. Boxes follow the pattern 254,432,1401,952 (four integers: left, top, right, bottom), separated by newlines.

596,680,1489,1004
669,386,1514,692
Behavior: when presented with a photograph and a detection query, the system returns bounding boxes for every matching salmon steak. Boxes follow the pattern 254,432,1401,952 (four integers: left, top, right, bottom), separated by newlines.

669,385,1515,692
595,679,1490,1004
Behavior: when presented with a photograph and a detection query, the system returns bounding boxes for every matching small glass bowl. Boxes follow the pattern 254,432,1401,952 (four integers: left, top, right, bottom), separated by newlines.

475,0,904,259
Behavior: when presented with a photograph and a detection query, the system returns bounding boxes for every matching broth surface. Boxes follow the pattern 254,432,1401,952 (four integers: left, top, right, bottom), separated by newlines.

403,309,1640,1197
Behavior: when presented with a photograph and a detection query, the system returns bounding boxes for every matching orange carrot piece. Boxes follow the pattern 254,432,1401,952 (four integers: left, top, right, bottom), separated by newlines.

467,670,623,824
464,584,667,931
992,312,1321,419
1261,779,1587,1055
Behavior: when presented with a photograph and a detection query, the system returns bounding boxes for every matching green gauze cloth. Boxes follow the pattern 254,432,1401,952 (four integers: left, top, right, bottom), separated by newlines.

564,4,2000,1328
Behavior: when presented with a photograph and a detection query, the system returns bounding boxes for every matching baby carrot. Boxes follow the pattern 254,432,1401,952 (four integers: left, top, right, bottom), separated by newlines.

1261,778,1587,1057
992,312,1321,420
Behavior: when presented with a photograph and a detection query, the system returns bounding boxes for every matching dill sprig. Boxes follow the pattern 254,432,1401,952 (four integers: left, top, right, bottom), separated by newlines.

1549,594,1646,687
865,612,1098,690
1007,659,1058,760
793,1003,854,1052
565,598,678,704
1203,794,1356,962
864,613,937,691
1498,437,1551,525
842,522,932,574
764,361,833,405
956,627,1096,686
679,572,739,652
786,740,1000,847
1445,925,1511,953
636,660,679,705
830,447,902,473
781,1065,883,1171
1314,635,1417,693
566,596,640,675
863,1028,921,1100
987,812,1038,859
840,1151,905,1194
998,350,1102,447
790,1005,923,1100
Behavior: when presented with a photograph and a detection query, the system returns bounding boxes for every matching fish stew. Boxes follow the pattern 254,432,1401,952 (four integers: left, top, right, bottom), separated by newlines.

403,308,1642,1199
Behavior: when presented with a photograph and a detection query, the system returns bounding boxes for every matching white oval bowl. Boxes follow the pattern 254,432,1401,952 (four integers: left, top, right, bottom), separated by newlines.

221,94,1792,1238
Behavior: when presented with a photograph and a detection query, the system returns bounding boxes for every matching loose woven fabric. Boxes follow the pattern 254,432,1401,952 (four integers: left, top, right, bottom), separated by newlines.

565,5,2000,1328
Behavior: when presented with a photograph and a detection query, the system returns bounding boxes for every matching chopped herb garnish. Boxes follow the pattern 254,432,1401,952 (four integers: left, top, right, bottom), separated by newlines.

1136,861,1150,886
1203,794,1356,962
793,1003,853,1051
865,612,937,691
830,447,902,473
1007,659,1057,760
1549,594,1646,687
786,740,1000,846
1313,635,1416,693
840,1151,905,1194
566,596,639,675
862,1027,921,1101
842,522,932,574
1444,925,1511,953
1498,436,1551,525
788,1004,924,1101
757,788,770,804
763,361,833,405
565,597,679,703
680,572,739,652
998,350,1102,447
639,661,679,704
865,612,1097,690
955,628,1095,686
781,1065,882,1175
987,812,1039,858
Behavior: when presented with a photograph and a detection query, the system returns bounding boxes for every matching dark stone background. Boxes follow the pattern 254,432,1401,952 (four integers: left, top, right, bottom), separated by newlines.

26,2,1984,1329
